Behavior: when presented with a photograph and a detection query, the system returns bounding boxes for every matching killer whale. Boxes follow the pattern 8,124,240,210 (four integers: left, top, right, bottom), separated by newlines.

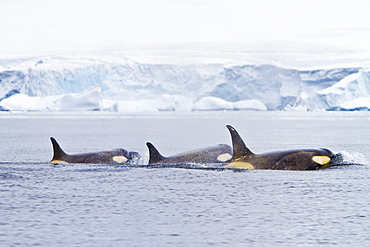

49,137,140,164
146,142,232,164
224,125,334,170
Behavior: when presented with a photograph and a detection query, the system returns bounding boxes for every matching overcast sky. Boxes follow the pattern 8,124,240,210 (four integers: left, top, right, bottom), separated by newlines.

1,0,370,55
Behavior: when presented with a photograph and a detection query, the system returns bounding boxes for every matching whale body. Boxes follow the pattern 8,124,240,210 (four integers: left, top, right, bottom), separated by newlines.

224,125,334,170
146,142,232,165
49,137,140,164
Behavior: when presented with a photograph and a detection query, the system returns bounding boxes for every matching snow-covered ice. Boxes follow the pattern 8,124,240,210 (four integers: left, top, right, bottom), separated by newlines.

0,87,103,111
318,71,370,110
0,51,369,112
192,97,267,111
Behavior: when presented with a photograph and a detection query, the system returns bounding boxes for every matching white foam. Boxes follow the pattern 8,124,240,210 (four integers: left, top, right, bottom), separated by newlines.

337,151,368,165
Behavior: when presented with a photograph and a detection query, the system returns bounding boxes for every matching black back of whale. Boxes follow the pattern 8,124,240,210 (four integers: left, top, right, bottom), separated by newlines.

225,125,334,170
50,137,140,164
146,142,232,164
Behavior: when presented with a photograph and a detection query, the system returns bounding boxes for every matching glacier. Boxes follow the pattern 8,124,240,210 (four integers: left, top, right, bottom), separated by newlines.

0,55,369,112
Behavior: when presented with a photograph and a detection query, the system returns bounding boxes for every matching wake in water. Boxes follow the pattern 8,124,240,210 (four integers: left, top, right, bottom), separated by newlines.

331,151,368,167
0,151,367,172
118,150,369,170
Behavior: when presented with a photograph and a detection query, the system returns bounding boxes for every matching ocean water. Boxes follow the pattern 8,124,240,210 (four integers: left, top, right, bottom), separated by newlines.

0,111,369,246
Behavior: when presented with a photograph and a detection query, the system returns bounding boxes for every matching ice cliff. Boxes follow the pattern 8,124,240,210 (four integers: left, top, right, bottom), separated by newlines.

0,56,369,112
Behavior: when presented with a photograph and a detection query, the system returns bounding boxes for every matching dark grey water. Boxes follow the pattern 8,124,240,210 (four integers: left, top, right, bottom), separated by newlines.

1,111,369,246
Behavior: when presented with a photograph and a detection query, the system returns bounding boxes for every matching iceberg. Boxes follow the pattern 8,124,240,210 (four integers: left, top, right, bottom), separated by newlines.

209,65,301,110
0,93,62,111
104,95,192,112
233,99,267,111
58,87,103,111
317,71,370,110
192,97,266,111
339,97,370,111
0,87,103,111
0,55,369,112
192,97,233,111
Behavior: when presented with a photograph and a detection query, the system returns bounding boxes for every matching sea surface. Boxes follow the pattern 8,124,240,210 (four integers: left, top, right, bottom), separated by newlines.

0,111,369,246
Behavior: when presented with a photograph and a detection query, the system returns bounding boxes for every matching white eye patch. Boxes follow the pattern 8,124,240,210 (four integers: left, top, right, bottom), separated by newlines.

112,156,128,163
217,153,233,162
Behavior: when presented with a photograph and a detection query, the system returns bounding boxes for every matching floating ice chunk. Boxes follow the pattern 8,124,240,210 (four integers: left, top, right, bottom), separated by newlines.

192,97,233,111
114,100,158,112
233,99,267,111
0,87,102,111
192,97,266,111
58,87,103,111
339,97,370,110
103,94,193,112
0,93,61,111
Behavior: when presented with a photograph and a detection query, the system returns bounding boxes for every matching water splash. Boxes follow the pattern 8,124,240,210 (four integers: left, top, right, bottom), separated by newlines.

333,151,368,166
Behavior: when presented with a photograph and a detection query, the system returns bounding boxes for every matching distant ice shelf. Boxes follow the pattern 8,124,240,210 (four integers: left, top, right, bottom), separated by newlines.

0,56,369,112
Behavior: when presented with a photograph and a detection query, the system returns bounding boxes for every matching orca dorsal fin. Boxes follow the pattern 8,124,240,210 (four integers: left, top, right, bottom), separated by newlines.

226,125,254,161
50,137,68,162
146,142,165,164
